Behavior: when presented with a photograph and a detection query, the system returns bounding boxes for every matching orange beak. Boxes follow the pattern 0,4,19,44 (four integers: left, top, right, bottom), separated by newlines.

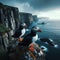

38,29,42,32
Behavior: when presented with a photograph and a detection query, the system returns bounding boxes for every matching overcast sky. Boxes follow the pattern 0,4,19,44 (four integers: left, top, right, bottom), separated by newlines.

0,0,60,20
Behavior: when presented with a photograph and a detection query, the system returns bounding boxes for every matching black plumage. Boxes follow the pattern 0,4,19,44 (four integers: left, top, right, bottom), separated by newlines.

12,25,23,38
19,29,37,46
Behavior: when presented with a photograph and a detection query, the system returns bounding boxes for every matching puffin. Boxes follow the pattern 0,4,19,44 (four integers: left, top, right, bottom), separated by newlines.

7,23,27,53
32,26,42,43
19,26,42,46
12,23,27,38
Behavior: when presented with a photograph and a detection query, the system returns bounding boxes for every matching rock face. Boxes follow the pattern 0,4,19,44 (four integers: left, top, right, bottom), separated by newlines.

0,3,34,50
19,12,33,27
0,3,45,60
0,2,20,50
33,15,38,22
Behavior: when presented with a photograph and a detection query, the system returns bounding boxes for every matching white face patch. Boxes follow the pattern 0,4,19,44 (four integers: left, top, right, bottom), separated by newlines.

32,34,38,43
33,26,40,31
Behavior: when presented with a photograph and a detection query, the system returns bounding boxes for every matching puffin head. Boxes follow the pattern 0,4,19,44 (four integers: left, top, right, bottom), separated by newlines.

21,23,27,29
32,26,42,32
30,26,42,36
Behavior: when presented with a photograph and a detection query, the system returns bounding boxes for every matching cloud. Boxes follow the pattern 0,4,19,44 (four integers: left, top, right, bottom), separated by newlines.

0,0,39,15
0,0,60,11
14,0,60,10
13,2,35,13
38,8,60,20
0,0,60,20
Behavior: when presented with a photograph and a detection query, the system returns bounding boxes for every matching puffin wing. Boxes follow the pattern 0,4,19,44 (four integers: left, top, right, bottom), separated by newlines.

12,29,21,38
22,34,32,46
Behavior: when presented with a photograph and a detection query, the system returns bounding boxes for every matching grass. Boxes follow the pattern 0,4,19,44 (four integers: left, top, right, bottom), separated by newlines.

0,24,10,35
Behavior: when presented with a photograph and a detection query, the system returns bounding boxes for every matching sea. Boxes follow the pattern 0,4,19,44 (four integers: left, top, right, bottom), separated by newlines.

36,20,60,60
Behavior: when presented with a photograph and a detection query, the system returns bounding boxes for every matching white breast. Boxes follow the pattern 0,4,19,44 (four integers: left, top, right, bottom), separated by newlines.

20,28,26,37
32,34,38,43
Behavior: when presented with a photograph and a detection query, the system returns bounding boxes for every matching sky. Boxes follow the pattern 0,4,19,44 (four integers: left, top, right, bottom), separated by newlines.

0,0,60,20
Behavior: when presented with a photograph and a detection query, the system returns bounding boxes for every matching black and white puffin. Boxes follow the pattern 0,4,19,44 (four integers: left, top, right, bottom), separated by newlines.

31,26,42,43
19,26,42,46
12,23,27,38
